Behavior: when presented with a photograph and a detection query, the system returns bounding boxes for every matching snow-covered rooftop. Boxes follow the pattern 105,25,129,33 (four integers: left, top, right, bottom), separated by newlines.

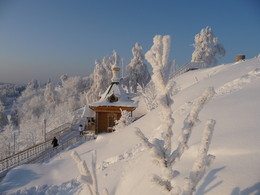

74,105,95,118
89,82,137,108
90,52,137,108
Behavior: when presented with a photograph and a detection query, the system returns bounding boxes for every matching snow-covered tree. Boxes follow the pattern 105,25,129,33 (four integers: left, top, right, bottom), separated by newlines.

125,43,151,93
0,101,8,130
136,35,216,194
191,26,225,66
114,109,134,131
10,104,19,127
86,59,108,103
44,80,56,106
57,75,87,111
60,74,69,86
103,56,113,84
86,51,119,103
0,124,14,156
139,82,158,112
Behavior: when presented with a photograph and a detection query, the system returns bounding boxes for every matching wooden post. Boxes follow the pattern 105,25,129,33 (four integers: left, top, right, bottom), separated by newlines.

43,118,47,142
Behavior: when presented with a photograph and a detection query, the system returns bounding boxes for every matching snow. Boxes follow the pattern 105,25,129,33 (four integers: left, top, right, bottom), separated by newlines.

74,105,95,118
89,82,136,108
1,57,260,194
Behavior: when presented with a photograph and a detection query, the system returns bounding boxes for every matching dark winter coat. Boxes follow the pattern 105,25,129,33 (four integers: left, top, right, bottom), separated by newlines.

52,137,59,148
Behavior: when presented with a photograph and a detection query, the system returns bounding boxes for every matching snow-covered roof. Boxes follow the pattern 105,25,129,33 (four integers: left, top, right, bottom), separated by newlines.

90,53,137,108
89,82,137,108
74,105,95,117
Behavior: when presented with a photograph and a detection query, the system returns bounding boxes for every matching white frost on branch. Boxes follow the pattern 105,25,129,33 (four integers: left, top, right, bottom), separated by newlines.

183,119,216,195
169,87,215,166
139,82,158,112
136,34,182,193
135,86,215,194
71,150,108,195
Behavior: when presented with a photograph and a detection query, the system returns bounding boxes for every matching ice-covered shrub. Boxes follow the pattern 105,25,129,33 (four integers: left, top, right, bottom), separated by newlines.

114,109,134,131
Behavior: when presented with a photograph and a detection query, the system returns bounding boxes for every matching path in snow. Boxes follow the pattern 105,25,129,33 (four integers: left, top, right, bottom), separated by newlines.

97,143,145,171
175,68,260,116
215,68,260,97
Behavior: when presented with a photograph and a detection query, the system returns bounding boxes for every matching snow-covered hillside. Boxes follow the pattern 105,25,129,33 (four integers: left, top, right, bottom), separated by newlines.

0,57,260,195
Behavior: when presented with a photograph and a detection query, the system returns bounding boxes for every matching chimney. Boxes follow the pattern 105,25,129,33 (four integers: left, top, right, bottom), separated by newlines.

236,55,246,62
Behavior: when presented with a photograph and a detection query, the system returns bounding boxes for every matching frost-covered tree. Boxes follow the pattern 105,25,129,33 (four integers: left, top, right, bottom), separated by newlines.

0,124,14,156
57,75,87,111
86,59,108,103
0,83,25,108
102,56,113,84
114,109,134,131
136,35,216,194
10,104,19,127
139,82,158,112
44,80,56,106
60,74,69,86
0,72,91,153
125,43,151,93
191,26,225,66
86,51,119,103
0,101,8,130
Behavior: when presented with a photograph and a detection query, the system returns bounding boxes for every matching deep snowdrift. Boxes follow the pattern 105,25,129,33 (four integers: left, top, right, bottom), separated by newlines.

0,57,260,195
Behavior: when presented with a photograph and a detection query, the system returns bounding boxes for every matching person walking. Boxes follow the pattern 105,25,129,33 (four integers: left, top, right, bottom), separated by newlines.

52,137,59,149
79,124,84,136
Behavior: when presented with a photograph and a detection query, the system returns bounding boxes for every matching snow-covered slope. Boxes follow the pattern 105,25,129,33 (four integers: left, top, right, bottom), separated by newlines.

1,57,260,195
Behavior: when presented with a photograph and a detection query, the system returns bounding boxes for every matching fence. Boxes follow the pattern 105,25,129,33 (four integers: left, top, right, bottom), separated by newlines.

171,62,207,78
0,122,83,177
0,123,72,161
0,138,53,176
0,133,92,177
46,123,72,140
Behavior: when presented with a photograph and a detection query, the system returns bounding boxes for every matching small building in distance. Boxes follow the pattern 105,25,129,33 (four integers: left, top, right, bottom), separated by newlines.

89,54,137,134
73,105,95,131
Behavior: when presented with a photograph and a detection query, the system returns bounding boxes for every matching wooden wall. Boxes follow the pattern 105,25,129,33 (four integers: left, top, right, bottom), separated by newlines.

92,106,135,134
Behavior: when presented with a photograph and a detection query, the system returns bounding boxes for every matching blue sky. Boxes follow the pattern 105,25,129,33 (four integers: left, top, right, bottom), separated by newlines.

0,0,259,84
